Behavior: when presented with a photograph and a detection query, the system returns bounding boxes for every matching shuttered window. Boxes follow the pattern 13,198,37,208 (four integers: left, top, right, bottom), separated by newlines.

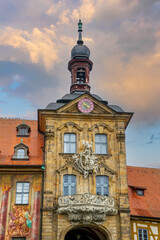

95,134,107,154
63,175,76,195
64,133,76,153
138,229,148,240
15,182,30,204
96,176,109,196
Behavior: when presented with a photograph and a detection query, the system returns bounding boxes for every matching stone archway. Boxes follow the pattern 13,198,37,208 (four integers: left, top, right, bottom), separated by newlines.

64,225,110,240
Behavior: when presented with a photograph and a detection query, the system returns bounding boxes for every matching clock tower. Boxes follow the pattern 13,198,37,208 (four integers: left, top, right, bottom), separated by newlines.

38,20,133,240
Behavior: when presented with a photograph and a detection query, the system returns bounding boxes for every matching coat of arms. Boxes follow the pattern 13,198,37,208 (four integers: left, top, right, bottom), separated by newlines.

73,140,99,178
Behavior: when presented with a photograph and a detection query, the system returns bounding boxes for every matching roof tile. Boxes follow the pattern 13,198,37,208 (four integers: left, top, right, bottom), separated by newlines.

0,119,44,166
127,166,160,218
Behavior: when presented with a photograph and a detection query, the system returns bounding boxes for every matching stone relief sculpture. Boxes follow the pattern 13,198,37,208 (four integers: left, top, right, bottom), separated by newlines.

58,193,117,224
72,140,100,178
57,141,117,224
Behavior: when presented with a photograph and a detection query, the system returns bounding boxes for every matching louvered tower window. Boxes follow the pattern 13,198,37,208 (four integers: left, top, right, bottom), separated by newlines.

76,68,86,83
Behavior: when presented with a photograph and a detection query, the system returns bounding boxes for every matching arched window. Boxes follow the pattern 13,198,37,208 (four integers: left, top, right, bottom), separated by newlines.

63,175,76,195
76,68,86,83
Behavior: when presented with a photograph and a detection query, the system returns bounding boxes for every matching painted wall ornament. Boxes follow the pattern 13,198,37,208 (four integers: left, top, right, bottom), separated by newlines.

72,140,100,178
6,204,32,239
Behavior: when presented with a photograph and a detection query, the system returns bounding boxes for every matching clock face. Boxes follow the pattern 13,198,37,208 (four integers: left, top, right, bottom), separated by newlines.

78,98,94,113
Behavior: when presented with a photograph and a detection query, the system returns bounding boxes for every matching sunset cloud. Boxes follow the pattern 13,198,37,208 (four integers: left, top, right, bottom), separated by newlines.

93,50,160,122
0,25,59,70
0,0,160,124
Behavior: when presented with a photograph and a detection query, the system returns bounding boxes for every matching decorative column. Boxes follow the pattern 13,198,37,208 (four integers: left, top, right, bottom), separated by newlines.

31,179,41,240
0,177,11,240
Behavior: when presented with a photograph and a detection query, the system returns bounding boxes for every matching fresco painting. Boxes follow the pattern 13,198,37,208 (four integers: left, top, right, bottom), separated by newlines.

6,204,32,239
0,184,11,240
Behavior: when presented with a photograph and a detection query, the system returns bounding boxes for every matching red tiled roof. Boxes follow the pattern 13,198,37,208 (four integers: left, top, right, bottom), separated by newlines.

0,119,44,166
127,166,160,218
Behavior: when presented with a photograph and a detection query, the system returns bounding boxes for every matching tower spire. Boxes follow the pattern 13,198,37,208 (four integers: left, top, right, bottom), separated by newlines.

68,20,93,93
77,19,84,45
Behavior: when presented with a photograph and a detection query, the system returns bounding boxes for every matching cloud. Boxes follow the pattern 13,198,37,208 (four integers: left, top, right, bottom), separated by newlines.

56,0,95,25
117,18,156,58
0,25,59,70
94,0,160,26
78,0,95,23
93,51,160,122
46,1,63,15
0,0,160,126
57,9,70,25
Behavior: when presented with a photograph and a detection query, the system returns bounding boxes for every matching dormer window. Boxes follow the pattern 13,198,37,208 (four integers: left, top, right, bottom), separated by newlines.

136,189,144,196
12,143,29,160
16,123,30,137
76,68,86,83
129,185,146,197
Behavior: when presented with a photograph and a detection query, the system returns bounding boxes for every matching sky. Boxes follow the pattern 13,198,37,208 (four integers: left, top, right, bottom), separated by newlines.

0,0,160,168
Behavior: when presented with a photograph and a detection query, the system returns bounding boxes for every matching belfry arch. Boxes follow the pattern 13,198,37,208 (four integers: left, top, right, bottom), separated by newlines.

63,225,111,240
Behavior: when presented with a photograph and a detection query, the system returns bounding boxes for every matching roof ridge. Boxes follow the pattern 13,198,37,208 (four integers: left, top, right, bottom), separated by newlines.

127,165,160,171
0,117,36,121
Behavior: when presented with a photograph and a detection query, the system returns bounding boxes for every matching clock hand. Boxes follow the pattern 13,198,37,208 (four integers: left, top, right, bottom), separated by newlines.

83,102,89,108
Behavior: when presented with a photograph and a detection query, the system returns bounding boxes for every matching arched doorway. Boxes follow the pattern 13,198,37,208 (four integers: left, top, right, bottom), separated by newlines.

64,225,108,240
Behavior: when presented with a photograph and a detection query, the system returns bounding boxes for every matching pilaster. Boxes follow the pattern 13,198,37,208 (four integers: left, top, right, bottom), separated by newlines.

42,121,55,240
117,129,131,240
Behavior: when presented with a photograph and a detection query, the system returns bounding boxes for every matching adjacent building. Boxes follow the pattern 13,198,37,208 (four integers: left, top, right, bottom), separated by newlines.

128,166,160,240
0,119,44,240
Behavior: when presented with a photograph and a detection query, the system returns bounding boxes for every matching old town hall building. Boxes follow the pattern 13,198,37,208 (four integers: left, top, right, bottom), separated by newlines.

0,21,160,240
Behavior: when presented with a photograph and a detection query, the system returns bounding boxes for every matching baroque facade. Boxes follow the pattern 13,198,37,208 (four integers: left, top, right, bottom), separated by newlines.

0,21,160,240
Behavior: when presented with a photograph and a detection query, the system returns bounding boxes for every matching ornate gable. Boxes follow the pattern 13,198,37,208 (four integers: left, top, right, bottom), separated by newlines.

56,94,116,115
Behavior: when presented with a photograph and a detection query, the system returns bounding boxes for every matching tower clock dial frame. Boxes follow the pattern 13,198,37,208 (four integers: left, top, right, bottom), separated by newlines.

78,98,94,113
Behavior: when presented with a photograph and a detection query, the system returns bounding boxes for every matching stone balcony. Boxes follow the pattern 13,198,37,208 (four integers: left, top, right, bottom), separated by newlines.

57,193,117,224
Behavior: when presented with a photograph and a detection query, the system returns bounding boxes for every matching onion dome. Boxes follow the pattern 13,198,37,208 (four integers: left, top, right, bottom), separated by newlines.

71,20,90,59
